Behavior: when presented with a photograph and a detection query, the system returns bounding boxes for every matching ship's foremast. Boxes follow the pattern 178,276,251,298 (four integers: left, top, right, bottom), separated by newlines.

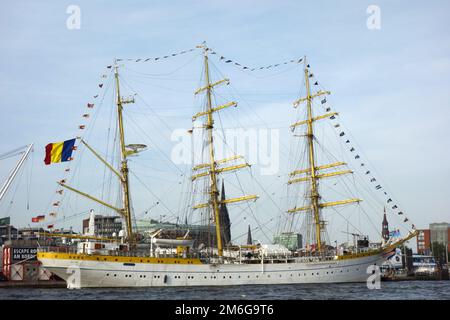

57,62,138,246
203,47,224,257
114,63,134,244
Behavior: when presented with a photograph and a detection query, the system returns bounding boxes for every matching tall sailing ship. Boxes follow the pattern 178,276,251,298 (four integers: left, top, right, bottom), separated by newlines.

37,44,417,288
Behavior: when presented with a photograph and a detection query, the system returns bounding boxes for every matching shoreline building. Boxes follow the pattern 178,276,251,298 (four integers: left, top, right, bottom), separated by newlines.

416,222,449,256
82,215,122,239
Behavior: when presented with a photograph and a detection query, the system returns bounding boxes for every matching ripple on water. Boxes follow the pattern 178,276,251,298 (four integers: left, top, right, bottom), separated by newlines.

0,281,449,300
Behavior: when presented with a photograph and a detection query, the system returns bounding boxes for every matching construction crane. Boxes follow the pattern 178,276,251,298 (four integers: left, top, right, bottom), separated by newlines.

341,231,367,254
0,144,34,203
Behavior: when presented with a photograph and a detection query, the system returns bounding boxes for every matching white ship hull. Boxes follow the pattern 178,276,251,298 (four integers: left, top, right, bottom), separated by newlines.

39,252,387,289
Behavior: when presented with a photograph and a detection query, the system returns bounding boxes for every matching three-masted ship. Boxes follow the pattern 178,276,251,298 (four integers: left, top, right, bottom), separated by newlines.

37,44,417,288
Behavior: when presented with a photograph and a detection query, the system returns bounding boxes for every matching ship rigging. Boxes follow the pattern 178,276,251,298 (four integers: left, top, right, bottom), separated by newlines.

36,43,418,288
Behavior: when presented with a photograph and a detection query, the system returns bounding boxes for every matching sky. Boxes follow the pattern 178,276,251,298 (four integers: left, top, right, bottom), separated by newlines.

1,1,449,247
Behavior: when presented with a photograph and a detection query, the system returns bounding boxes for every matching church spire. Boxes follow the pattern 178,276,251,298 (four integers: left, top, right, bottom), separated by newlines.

247,224,252,245
219,180,231,245
382,207,389,241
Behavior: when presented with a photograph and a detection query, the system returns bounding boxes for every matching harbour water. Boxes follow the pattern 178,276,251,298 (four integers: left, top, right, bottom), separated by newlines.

0,281,449,300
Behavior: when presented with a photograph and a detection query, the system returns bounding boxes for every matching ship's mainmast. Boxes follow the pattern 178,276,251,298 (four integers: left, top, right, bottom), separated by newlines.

191,44,258,258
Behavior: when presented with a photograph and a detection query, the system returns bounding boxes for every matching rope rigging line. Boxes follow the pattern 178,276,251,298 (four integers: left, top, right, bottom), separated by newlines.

42,66,115,228
38,45,416,247
205,45,304,73
115,43,304,76
304,63,416,233
0,145,29,160
117,48,197,63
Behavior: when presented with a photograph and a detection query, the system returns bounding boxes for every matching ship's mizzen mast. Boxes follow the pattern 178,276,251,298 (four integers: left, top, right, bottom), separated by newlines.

303,63,323,252
288,58,361,253
192,44,258,258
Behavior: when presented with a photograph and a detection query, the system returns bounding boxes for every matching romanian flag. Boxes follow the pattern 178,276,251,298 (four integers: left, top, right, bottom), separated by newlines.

44,139,76,165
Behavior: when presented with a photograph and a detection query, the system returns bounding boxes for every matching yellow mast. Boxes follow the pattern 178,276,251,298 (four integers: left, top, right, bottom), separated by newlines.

114,62,134,245
303,61,323,253
54,62,142,246
202,46,224,257
288,58,362,254
192,43,258,258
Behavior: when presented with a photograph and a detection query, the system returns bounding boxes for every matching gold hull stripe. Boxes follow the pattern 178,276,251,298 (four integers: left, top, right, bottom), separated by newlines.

38,252,203,265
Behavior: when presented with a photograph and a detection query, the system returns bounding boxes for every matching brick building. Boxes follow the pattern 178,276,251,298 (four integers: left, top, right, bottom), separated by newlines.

416,222,450,255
